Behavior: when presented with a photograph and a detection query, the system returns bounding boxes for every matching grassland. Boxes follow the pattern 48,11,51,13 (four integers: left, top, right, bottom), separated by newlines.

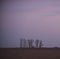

0,48,60,59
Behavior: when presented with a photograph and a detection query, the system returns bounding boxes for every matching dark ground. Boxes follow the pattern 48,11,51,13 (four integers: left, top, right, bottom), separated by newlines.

0,48,60,59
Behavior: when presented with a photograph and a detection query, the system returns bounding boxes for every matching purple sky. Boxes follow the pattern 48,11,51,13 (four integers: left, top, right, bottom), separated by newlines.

1,0,60,48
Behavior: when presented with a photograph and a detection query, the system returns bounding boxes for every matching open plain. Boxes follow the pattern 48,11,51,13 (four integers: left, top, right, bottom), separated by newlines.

0,48,60,59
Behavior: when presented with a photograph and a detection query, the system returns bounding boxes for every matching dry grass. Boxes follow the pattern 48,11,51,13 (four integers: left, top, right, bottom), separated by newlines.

0,48,60,59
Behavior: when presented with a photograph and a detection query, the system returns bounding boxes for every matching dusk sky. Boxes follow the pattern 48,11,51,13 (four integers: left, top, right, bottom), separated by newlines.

1,0,60,48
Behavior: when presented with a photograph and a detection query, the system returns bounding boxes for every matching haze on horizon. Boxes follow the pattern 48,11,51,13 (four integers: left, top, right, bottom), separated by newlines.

1,0,60,48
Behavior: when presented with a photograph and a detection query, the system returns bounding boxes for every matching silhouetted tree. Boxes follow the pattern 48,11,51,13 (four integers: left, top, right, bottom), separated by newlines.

20,38,23,48
35,39,39,48
54,47,59,48
20,38,43,48
23,39,27,48
30,39,34,48
20,38,27,48
39,40,43,48
28,39,34,48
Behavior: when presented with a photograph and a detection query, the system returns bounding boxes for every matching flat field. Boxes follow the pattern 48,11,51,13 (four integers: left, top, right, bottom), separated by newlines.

0,48,60,59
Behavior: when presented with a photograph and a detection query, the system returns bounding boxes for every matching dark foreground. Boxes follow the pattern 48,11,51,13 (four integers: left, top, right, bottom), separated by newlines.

0,48,60,59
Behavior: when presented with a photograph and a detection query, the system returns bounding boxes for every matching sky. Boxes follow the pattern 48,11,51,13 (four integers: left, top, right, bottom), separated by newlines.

1,0,60,48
